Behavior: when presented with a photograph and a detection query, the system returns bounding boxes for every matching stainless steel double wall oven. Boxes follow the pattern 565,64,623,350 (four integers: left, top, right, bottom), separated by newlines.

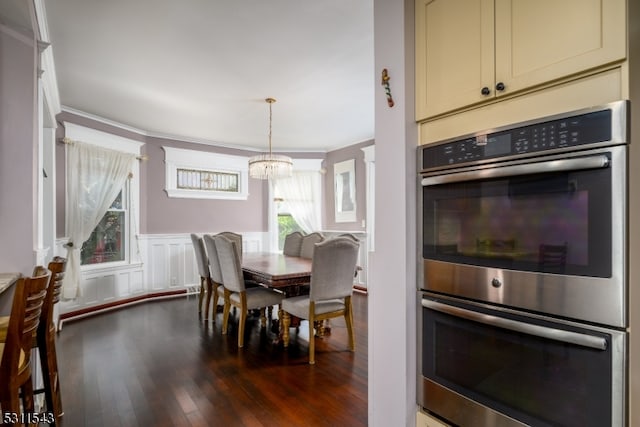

417,101,629,427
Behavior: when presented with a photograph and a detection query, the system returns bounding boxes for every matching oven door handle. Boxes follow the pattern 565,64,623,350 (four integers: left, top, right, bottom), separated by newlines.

421,154,609,186
422,299,608,350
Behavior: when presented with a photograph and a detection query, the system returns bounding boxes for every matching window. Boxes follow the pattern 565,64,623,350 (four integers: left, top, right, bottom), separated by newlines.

163,146,249,200
64,122,144,269
268,158,323,252
177,168,239,192
277,211,302,251
81,189,127,265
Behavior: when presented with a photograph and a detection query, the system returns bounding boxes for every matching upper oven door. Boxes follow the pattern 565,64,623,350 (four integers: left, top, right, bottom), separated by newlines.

419,145,627,327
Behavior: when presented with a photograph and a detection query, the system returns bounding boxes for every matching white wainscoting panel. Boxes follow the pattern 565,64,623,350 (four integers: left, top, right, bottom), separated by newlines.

321,231,368,288
56,232,269,316
140,232,268,290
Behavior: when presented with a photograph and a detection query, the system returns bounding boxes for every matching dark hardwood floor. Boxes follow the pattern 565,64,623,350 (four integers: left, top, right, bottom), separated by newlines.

56,293,368,427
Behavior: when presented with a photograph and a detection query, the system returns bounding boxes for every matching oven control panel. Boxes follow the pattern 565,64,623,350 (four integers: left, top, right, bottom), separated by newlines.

422,108,613,170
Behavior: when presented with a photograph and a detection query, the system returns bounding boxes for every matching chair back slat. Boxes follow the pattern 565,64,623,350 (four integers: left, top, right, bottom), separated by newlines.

310,237,359,301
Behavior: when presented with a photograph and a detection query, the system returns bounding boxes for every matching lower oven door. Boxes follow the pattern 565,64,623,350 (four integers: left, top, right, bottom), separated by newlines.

418,294,626,427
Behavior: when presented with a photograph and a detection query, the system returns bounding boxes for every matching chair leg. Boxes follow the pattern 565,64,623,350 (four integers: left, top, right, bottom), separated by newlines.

204,278,213,320
308,312,316,365
1,392,21,424
39,334,63,425
212,286,219,323
22,374,36,426
345,296,355,351
222,290,231,334
238,308,247,348
198,276,205,315
259,308,267,328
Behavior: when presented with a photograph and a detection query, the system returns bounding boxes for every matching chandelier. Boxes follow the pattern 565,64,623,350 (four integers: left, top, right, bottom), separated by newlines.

248,98,293,180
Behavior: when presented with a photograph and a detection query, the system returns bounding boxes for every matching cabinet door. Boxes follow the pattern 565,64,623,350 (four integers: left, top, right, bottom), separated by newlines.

415,0,495,120
495,0,625,95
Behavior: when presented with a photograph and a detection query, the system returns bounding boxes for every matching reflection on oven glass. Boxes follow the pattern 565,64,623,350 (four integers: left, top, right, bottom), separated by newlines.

435,191,587,267
434,320,611,426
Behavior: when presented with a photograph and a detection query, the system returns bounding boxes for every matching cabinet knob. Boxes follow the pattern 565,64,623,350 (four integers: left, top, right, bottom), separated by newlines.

495,82,505,91
481,87,491,96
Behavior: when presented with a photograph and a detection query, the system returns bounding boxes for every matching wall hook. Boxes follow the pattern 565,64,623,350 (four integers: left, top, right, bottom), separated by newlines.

381,68,394,108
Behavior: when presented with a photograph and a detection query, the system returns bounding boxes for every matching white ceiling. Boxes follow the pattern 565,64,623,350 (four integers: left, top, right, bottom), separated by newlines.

41,0,375,152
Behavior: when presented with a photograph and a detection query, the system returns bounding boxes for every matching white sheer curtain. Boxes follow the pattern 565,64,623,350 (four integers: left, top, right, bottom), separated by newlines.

274,171,322,233
63,141,136,299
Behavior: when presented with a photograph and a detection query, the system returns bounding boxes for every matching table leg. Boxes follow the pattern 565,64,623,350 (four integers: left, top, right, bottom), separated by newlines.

314,320,325,336
282,311,291,347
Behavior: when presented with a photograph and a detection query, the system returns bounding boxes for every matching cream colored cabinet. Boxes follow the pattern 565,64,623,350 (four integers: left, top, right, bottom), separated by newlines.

415,0,626,121
416,410,450,427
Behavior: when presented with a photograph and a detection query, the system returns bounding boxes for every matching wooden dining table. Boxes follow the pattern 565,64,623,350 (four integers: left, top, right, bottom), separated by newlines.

241,252,360,340
241,253,325,338
241,252,313,295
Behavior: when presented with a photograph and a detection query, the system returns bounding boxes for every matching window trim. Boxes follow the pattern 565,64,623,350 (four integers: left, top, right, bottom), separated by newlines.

162,146,249,200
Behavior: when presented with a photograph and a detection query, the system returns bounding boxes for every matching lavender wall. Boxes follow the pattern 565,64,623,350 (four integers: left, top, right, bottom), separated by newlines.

0,28,38,275
55,111,328,236
323,140,374,232
142,136,267,234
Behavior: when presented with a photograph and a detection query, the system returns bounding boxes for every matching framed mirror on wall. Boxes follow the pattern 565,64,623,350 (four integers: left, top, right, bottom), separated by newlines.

334,159,356,223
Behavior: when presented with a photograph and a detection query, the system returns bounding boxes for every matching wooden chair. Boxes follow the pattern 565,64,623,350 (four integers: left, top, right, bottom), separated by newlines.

203,234,226,322
299,232,324,259
213,235,284,348
281,236,359,364
283,231,304,256
0,259,66,425
190,234,214,319
0,266,50,424
36,257,66,426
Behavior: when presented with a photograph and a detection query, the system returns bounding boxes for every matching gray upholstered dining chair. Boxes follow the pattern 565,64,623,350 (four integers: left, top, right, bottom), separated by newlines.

299,232,324,259
281,236,360,364
218,231,243,259
202,234,226,322
283,231,304,256
213,235,284,348
190,233,213,318
337,233,359,243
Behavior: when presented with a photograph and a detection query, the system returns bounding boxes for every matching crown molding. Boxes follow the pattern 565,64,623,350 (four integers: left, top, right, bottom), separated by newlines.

61,106,334,154
0,19,34,45
33,0,61,122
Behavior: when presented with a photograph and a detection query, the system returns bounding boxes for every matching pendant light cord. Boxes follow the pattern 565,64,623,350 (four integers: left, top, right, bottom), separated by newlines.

266,97,275,156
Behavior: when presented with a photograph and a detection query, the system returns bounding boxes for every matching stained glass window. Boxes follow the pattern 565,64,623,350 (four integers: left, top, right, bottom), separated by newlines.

176,168,239,192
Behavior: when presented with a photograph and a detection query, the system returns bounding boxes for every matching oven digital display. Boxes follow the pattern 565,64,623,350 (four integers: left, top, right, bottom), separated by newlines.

484,134,511,157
